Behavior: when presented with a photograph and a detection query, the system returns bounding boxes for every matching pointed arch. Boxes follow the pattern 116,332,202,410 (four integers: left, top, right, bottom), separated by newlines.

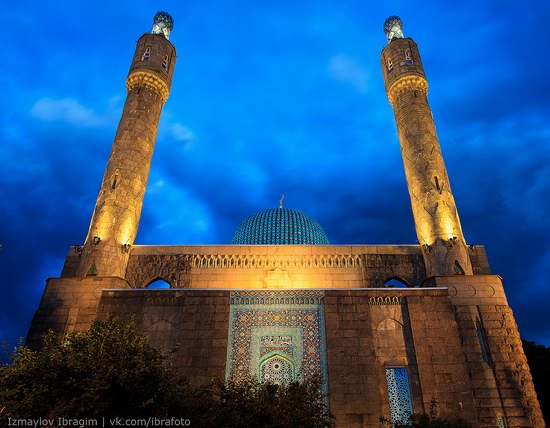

145,278,171,289
384,277,410,288
259,354,295,385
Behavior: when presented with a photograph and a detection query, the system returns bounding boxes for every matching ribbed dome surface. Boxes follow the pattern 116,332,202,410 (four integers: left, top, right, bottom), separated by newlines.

231,207,330,245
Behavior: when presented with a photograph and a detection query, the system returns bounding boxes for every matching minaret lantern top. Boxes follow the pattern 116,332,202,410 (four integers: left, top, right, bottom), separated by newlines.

152,11,174,40
384,16,404,43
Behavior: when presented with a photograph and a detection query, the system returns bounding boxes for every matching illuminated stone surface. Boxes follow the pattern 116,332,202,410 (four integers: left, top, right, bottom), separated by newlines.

27,13,544,428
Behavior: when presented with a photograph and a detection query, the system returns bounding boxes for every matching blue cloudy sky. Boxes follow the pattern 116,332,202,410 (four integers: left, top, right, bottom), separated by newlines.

1,0,549,348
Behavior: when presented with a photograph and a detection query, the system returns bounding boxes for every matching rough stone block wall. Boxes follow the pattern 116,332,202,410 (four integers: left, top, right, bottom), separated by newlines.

27,277,131,347
469,246,491,275
362,253,426,287
324,289,477,428
405,294,478,421
98,289,230,385
125,254,192,288
430,275,545,428
453,305,544,428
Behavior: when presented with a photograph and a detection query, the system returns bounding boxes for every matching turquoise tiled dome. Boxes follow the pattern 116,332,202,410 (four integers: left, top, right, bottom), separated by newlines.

232,207,330,245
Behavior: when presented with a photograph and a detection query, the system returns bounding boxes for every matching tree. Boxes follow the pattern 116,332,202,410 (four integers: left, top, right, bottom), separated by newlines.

0,316,333,427
0,316,172,420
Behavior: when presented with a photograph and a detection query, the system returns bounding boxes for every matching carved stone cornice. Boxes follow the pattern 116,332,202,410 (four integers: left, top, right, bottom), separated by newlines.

387,75,428,106
126,71,170,103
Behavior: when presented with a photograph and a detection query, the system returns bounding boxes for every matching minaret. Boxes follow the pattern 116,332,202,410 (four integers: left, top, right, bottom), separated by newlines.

77,12,176,277
381,16,472,277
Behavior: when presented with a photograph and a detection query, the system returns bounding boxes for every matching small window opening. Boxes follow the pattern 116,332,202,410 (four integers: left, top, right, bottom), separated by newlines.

110,171,120,191
86,262,97,276
454,260,465,275
142,46,151,61
405,49,413,65
476,322,491,364
434,176,440,192
387,58,394,72
147,278,171,289
162,55,169,69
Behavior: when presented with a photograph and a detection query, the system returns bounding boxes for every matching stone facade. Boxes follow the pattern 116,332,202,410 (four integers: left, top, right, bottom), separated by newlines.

27,14,544,428
29,245,544,427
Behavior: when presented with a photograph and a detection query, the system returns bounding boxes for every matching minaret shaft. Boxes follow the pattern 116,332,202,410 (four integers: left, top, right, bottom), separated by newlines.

77,18,176,277
382,36,472,276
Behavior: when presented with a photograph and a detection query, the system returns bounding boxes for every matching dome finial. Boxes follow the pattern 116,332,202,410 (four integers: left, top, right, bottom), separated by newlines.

279,194,285,209
384,16,404,43
152,11,174,40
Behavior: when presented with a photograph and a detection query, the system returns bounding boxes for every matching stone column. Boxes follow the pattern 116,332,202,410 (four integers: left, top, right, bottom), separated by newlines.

77,13,176,277
381,17,472,277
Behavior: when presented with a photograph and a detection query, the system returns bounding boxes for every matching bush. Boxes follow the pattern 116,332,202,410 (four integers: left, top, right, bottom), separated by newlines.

380,398,473,428
0,316,333,427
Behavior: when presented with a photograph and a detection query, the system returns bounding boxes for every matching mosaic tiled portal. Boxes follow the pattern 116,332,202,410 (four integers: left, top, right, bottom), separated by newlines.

226,290,328,392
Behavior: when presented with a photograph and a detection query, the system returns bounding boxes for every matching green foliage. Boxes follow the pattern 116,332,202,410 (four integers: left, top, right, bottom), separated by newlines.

0,316,333,427
209,377,334,428
0,316,167,419
522,340,550,425
380,398,473,428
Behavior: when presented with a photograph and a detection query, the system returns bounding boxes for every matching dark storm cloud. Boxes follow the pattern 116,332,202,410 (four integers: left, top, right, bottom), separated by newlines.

1,0,549,350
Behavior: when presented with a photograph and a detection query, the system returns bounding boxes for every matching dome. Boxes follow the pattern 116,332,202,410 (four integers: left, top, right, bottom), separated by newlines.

231,207,330,245
383,15,404,43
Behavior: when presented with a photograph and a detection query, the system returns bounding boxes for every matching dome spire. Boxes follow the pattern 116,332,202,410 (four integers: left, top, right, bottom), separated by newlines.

279,194,285,209
152,11,174,40
384,16,404,43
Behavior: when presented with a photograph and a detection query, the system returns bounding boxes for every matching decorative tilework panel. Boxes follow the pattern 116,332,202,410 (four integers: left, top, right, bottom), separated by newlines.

386,367,413,424
226,290,328,393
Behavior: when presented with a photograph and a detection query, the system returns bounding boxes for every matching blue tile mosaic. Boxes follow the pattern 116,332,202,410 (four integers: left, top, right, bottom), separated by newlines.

225,290,328,394
231,207,330,245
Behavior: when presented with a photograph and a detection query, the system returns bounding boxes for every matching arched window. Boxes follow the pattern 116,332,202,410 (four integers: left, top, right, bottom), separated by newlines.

142,46,151,61
387,58,394,72
259,355,294,385
162,55,169,69
384,277,410,288
476,320,491,364
146,278,170,289
110,170,120,191
405,49,413,64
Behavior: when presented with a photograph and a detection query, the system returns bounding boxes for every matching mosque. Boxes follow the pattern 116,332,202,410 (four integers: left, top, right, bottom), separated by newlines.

27,12,544,428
